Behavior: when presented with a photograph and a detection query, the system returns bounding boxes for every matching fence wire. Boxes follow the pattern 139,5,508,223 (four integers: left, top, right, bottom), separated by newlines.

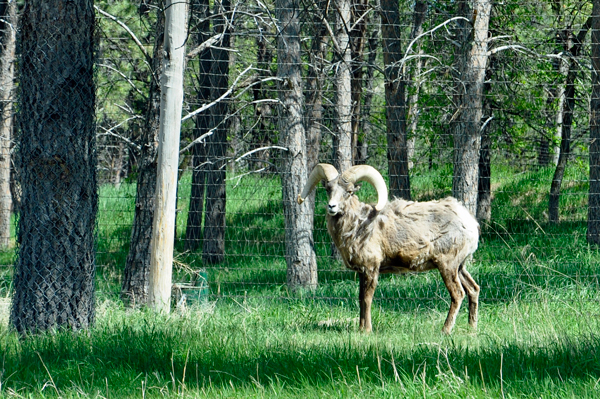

1,0,600,318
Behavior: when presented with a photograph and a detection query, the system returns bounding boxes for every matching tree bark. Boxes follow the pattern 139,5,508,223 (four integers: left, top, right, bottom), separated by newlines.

11,0,97,333
333,0,353,173
406,0,427,169
305,1,328,226
0,0,16,249
451,0,491,216
358,27,378,165
551,59,568,166
148,0,188,312
185,0,211,252
249,22,275,172
277,0,318,290
477,118,492,221
350,0,368,165
202,0,230,264
121,8,164,306
588,0,600,244
381,0,410,200
549,19,591,223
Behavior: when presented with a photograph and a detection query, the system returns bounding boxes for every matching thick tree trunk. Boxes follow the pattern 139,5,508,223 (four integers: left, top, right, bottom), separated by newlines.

451,0,491,216
185,0,211,252
381,0,410,200
549,20,591,223
11,0,97,333
277,0,317,290
0,0,15,249
588,0,600,244
203,0,230,264
121,9,164,306
333,0,353,173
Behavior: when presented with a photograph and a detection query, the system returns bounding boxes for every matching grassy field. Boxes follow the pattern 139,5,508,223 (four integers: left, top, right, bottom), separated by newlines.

2,162,600,398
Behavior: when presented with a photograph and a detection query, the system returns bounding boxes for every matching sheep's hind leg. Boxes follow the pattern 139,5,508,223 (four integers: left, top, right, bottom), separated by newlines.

358,272,379,333
439,266,465,334
459,267,480,330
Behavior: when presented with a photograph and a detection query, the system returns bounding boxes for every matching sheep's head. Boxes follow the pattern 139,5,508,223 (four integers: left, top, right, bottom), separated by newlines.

297,163,389,216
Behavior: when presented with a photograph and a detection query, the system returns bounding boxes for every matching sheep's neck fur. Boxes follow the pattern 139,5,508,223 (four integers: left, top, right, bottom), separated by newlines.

326,196,380,274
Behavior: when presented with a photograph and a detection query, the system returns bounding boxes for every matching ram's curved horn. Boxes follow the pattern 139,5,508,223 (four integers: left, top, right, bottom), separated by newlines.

297,163,339,204
340,165,388,211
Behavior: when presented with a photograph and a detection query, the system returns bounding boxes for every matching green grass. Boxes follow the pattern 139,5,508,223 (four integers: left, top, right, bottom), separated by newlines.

2,297,600,398
2,162,600,397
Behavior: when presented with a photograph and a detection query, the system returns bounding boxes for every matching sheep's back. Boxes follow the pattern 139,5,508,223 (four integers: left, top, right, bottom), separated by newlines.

379,197,479,262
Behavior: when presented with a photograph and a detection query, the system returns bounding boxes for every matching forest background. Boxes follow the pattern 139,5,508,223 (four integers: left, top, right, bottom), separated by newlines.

1,0,600,396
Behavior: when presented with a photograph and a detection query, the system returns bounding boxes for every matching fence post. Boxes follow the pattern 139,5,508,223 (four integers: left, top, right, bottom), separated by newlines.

148,0,188,313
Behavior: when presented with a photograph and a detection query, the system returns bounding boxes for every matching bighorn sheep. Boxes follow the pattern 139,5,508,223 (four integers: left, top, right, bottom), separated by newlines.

298,164,480,334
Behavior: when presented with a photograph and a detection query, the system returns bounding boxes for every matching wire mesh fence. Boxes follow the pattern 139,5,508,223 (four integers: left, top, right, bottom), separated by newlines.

2,0,600,319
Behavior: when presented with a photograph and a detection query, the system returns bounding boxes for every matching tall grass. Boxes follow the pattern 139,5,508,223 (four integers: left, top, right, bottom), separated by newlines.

1,163,600,397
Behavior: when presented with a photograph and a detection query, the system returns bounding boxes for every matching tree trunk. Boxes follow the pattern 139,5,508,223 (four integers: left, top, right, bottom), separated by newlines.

121,9,164,306
203,0,230,264
250,23,275,172
451,0,491,216
358,27,378,165
588,0,600,244
381,0,410,200
477,119,492,221
277,0,318,290
406,0,427,169
185,0,211,252
333,0,353,173
476,57,494,222
11,0,97,333
305,1,328,226
548,77,572,223
0,0,15,249
551,59,568,166
148,0,188,312
350,0,368,165
549,20,591,223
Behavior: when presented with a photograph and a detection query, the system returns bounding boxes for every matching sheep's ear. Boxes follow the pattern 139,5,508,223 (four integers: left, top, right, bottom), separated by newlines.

351,184,362,194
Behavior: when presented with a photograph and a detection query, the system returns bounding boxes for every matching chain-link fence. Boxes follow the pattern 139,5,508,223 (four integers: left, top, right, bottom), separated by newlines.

2,0,600,322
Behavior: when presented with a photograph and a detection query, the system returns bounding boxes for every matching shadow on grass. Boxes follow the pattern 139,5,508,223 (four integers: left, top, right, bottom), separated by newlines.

4,321,600,395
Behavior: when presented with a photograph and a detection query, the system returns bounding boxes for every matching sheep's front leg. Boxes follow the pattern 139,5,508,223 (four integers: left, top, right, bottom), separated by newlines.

358,271,379,333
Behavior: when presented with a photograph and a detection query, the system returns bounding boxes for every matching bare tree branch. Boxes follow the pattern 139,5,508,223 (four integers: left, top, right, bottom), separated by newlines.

95,5,153,65
233,145,288,163
179,131,214,154
98,63,146,98
181,65,253,121
186,33,223,59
